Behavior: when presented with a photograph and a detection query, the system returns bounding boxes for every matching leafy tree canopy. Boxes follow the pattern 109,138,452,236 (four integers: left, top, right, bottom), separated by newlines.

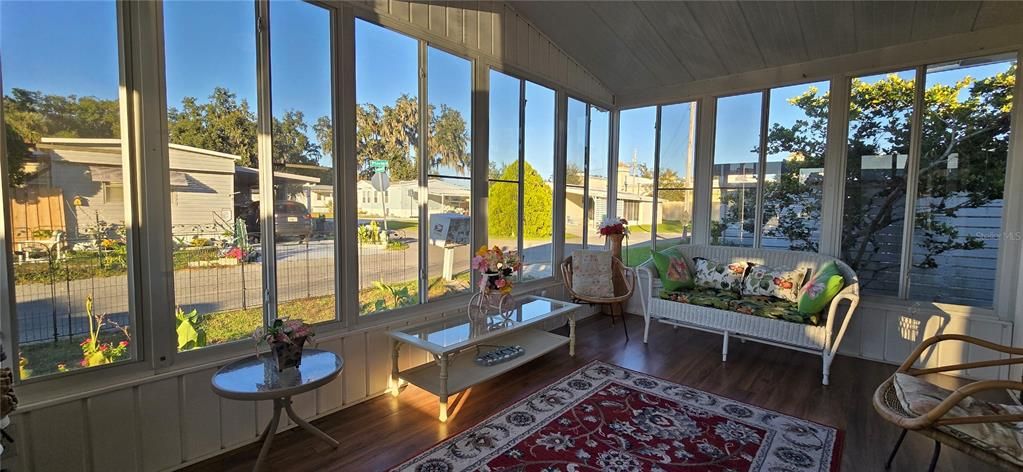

754,64,1016,284
487,161,552,239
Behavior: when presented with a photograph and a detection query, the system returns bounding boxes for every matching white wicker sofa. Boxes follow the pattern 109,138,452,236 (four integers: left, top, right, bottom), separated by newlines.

637,244,860,385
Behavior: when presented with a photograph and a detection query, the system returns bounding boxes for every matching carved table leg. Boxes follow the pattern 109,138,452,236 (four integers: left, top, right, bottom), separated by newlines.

437,353,449,422
390,339,402,397
569,313,577,357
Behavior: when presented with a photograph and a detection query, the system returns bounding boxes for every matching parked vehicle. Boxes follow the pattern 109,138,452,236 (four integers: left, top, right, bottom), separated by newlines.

237,201,313,243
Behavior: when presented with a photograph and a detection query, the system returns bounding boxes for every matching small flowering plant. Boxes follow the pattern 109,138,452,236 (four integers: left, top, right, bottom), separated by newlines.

472,246,522,294
598,216,629,236
79,295,131,368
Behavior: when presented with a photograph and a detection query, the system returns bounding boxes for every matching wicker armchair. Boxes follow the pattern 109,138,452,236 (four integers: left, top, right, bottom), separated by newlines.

561,255,636,340
873,334,1023,471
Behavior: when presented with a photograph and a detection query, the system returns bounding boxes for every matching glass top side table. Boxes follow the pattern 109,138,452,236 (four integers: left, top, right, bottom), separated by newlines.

211,348,343,471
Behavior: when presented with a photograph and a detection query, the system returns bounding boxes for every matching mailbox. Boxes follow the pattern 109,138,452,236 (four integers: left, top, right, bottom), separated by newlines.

429,213,470,247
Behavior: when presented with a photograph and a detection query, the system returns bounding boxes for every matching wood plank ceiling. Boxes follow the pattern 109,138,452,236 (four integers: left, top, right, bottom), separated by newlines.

511,1,1023,97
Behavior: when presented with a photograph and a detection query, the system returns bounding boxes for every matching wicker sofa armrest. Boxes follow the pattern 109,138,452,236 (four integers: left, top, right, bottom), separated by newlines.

636,263,656,316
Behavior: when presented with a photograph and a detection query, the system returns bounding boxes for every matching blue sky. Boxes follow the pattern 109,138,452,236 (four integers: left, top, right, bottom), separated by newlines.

2,1,1013,179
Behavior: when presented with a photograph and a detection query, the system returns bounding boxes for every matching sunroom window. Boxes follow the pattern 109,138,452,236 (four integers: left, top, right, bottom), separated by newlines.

487,71,556,281
1,0,135,378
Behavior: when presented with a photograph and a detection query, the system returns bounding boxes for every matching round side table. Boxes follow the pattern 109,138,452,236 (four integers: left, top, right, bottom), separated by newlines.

211,349,343,472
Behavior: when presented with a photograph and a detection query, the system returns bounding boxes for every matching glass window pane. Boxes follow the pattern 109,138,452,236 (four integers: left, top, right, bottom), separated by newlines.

589,107,610,246
522,82,555,280
426,47,472,299
355,20,420,315
270,1,335,324
908,56,1016,306
565,98,587,254
842,70,915,297
2,0,134,376
657,102,697,246
617,107,657,266
712,92,762,247
761,81,829,251
487,181,519,253
165,0,261,350
489,71,520,181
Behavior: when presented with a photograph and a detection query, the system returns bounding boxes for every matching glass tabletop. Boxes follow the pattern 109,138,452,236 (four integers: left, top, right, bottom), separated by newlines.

388,296,577,354
211,349,343,400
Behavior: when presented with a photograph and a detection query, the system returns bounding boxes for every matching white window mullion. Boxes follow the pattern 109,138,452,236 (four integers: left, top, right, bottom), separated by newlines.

122,0,175,368
753,90,770,249
417,40,429,303
517,79,526,281
818,76,851,257
898,66,927,300
255,1,278,323
582,104,591,249
692,98,715,246
652,106,663,246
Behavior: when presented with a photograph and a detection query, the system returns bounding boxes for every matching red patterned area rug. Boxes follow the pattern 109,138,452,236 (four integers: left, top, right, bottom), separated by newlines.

391,361,842,472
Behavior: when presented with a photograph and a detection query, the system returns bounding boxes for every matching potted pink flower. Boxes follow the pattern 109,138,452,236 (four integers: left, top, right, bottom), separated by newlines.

255,318,315,371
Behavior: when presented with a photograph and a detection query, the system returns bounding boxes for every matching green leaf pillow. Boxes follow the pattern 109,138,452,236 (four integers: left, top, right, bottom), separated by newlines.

651,247,695,292
797,261,845,315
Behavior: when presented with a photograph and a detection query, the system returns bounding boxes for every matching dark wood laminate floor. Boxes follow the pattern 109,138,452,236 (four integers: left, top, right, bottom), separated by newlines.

184,314,1004,472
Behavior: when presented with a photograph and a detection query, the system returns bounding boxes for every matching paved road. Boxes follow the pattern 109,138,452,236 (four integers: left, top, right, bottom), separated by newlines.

15,238,553,343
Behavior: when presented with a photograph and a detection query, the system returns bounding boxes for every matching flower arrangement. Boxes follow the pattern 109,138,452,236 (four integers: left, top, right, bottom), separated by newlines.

598,216,630,236
255,318,315,346
254,318,315,371
472,246,522,294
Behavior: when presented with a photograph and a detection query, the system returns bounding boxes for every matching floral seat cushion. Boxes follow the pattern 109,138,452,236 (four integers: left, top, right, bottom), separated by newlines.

894,373,1023,467
660,287,738,310
660,290,822,326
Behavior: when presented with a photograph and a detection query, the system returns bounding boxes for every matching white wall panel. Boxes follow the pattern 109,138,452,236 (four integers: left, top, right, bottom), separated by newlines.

219,396,257,448
138,378,182,471
316,337,346,412
28,401,87,472
342,333,368,403
181,369,221,460
88,389,140,471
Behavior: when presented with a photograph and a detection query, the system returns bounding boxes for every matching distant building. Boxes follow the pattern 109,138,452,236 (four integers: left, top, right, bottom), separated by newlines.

12,138,322,242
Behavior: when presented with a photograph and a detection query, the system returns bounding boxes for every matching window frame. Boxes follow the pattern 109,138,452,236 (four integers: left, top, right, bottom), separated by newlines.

708,82,830,252
351,16,480,320
839,54,1020,308
564,95,613,252
0,0,146,383
651,101,699,249
487,68,558,282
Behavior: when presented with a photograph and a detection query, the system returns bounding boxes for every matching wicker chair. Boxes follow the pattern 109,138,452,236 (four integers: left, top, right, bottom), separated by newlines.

561,255,636,340
873,334,1023,471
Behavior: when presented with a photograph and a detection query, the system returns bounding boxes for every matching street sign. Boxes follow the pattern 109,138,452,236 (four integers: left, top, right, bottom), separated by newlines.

371,172,390,192
370,159,388,172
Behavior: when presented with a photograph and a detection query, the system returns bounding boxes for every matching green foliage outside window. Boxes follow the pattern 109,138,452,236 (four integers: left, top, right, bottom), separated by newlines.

488,162,553,240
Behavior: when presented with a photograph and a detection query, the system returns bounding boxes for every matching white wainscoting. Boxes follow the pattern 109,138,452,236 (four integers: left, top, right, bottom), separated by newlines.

6,287,595,471
628,294,1014,381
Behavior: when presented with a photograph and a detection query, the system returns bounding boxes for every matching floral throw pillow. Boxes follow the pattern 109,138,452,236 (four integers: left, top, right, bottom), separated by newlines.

651,247,695,292
741,264,809,303
571,250,614,298
692,257,750,293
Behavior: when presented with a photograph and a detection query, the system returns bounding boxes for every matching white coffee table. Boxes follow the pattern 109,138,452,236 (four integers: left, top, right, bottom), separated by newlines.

387,295,580,422
211,349,343,472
